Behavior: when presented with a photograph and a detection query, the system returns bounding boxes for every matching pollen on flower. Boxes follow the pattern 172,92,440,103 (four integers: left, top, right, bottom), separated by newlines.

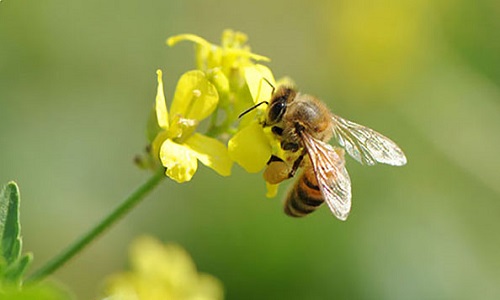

192,89,202,97
178,117,198,127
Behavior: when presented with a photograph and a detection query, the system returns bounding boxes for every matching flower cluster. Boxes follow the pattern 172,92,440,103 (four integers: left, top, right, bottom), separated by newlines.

147,30,284,195
103,236,223,300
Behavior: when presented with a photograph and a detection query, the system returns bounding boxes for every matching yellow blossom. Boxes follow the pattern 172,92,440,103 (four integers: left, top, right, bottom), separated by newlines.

104,236,224,300
149,30,286,197
167,30,274,124
152,70,232,183
167,30,270,75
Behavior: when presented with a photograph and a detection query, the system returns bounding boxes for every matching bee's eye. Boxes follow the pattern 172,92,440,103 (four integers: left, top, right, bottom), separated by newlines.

268,99,286,123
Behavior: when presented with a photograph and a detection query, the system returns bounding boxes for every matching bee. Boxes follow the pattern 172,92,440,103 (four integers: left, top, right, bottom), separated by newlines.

257,86,407,221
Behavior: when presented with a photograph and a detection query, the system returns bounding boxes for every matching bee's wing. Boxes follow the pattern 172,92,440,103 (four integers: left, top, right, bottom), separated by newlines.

301,131,352,221
332,115,407,166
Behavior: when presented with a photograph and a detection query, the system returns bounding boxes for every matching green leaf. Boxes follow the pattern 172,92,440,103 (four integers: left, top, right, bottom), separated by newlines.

0,181,32,286
4,253,33,283
0,182,22,265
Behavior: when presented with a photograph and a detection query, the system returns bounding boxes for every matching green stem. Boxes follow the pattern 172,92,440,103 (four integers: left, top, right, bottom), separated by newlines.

26,170,165,283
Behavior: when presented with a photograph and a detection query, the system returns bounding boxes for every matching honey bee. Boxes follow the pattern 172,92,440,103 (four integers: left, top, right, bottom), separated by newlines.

257,86,407,221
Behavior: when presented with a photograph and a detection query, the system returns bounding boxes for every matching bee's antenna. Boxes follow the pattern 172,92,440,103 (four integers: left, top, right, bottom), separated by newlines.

238,77,275,119
263,77,275,95
238,101,269,119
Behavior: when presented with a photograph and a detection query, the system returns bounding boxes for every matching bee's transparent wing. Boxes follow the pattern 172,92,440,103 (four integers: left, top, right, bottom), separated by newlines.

301,132,352,221
332,115,407,166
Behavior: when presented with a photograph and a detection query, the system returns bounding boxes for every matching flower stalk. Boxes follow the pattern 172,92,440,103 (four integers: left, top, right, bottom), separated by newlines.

26,170,165,283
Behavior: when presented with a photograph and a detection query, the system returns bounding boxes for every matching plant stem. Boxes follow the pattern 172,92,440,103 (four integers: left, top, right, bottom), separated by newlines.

26,170,165,283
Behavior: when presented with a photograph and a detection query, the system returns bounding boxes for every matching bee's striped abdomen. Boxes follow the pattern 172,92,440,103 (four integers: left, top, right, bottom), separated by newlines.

284,168,324,217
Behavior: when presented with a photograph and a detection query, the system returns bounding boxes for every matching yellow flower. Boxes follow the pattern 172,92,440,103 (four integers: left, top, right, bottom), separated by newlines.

164,30,280,181
167,30,270,76
152,70,232,183
149,30,288,197
167,30,274,124
104,236,224,300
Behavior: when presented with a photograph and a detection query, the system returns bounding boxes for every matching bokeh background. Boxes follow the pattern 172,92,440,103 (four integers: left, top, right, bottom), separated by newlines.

1,0,500,299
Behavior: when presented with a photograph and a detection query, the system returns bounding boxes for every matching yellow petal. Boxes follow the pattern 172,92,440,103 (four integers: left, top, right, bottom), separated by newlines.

197,273,225,300
229,49,270,62
245,64,276,104
167,33,212,49
170,70,219,121
233,84,257,127
208,68,230,99
184,133,233,177
228,122,271,173
155,70,169,130
151,130,169,160
159,139,198,183
222,29,248,48
167,34,218,71
184,133,233,176
221,29,270,62
265,182,279,198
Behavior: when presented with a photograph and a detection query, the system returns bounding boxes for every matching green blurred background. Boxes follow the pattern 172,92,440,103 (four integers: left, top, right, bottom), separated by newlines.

1,0,500,299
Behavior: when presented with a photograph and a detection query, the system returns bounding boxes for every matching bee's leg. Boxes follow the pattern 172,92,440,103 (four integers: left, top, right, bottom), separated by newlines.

264,159,290,184
281,141,300,152
285,122,310,178
271,126,284,136
267,155,284,164
288,149,307,178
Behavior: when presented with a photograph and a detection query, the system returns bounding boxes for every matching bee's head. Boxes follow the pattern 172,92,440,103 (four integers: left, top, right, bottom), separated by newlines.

266,86,297,124
238,85,297,124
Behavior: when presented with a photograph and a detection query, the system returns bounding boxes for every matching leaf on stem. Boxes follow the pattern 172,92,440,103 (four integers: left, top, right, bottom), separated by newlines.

0,181,33,286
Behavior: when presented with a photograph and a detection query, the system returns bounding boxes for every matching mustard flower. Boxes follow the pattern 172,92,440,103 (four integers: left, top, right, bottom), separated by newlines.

152,70,232,183
149,30,286,196
167,30,274,130
166,30,292,196
104,236,224,300
167,30,270,77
